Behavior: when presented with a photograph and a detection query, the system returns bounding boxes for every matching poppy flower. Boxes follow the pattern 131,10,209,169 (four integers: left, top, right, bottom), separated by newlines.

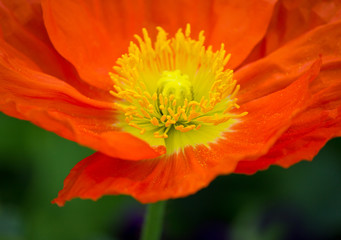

0,0,340,206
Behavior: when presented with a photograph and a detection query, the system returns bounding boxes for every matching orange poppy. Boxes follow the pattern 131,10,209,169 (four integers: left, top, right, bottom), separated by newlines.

0,0,340,205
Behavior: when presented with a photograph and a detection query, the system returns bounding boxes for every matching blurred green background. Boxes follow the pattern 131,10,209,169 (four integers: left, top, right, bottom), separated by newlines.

0,112,340,240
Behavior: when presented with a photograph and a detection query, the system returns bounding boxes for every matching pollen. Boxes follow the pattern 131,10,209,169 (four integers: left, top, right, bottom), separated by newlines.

110,24,247,154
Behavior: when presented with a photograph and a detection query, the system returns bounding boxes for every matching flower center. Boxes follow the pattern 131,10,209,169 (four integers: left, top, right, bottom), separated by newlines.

109,25,247,155
157,70,193,111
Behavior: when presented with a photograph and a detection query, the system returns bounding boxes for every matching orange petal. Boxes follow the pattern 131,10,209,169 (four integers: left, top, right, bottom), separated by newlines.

235,107,341,174
209,0,277,69
217,59,321,161
0,0,66,78
52,56,321,205
41,0,149,90
275,109,341,168
0,41,163,160
243,0,341,64
0,0,111,101
52,146,240,205
236,21,341,104
236,60,341,174
41,0,277,90
234,21,341,173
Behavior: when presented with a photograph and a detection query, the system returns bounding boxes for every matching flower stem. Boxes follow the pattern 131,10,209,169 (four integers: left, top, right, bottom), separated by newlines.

140,201,166,240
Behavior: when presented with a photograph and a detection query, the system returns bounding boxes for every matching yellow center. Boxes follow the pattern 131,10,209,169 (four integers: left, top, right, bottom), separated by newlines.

157,70,193,109
109,24,247,155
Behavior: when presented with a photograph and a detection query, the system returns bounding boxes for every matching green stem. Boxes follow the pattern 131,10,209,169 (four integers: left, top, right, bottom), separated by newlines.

140,201,167,240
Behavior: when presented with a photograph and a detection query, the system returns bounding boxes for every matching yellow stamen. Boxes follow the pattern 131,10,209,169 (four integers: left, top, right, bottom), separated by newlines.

160,115,167,123
140,108,151,119
151,117,160,126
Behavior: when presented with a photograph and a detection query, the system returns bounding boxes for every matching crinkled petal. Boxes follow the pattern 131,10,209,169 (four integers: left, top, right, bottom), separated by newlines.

0,41,163,160
52,57,320,205
235,107,341,174
233,21,341,174
41,0,137,90
236,60,341,174
0,0,67,77
243,0,341,64
0,0,108,100
236,21,341,104
219,59,321,160
41,0,277,90
52,147,240,205
209,0,277,69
